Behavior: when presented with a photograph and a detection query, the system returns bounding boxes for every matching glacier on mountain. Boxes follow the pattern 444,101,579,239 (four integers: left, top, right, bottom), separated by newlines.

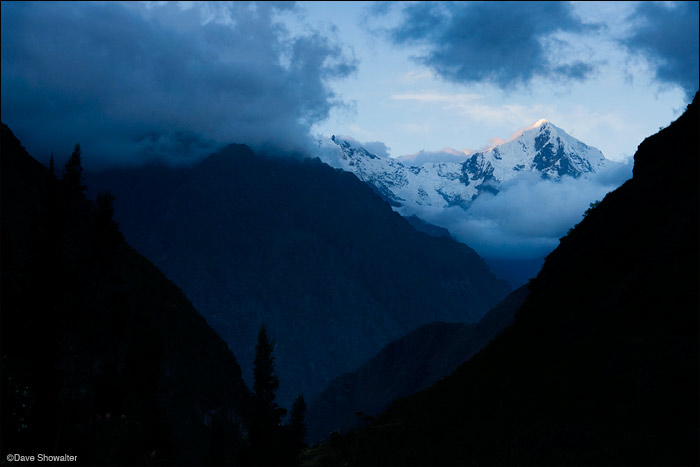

314,120,613,213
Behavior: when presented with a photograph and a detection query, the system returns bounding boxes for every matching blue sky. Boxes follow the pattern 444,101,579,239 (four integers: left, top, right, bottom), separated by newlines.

1,1,697,167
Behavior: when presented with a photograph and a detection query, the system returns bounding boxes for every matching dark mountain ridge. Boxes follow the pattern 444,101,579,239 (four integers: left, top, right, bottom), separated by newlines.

1,123,251,465
88,145,510,408
306,285,529,443
310,94,700,465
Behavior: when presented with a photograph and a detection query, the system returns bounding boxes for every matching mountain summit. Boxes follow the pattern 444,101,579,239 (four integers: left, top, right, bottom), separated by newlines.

315,122,612,210
464,120,608,187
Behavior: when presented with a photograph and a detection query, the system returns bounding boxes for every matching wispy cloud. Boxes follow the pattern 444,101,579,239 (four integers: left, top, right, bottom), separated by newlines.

397,69,437,84
391,92,553,137
392,92,484,104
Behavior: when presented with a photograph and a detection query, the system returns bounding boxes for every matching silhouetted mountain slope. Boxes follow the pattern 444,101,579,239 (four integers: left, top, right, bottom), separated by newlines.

306,285,528,443
403,215,454,239
1,123,251,465
310,95,699,466
403,217,543,288
483,256,545,289
88,147,510,408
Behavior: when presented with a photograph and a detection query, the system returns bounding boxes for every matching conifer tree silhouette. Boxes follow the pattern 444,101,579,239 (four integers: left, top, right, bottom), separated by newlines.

249,325,287,465
288,394,307,457
62,143,86,200
49,152,55,177
253,325,286,427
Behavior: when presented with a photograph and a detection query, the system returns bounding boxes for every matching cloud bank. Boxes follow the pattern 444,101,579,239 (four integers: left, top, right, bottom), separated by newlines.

386,1,596,90
336,135,391,158
621,1,699,100
1,2,356,168
397,148,472,165
401,161,633,260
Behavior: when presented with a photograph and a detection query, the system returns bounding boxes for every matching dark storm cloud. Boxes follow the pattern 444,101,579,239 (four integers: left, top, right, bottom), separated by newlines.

386,1,596,89
621,2,699,101
0,1,356,168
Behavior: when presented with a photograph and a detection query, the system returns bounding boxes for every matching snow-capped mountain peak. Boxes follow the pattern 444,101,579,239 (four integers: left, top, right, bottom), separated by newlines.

466,121,608,184
314,121,612,211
